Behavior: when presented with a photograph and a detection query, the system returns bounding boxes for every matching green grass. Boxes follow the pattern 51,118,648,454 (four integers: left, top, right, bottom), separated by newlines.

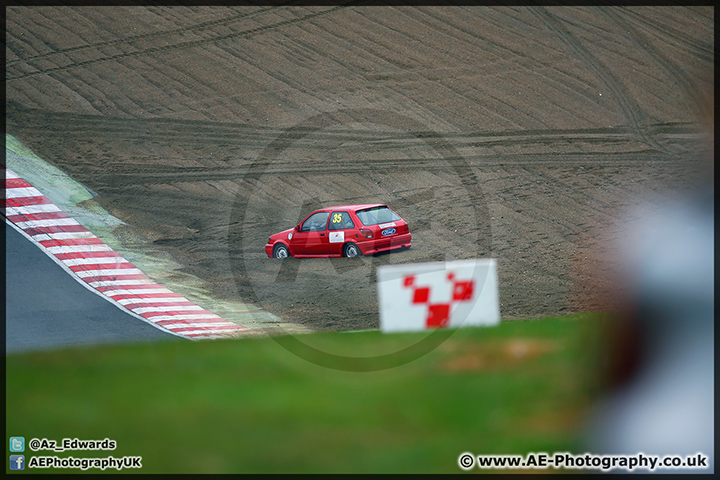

6,313,609,473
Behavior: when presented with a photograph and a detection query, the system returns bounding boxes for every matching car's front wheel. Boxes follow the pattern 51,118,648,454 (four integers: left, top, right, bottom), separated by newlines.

273,244,290,258
343,242,361,258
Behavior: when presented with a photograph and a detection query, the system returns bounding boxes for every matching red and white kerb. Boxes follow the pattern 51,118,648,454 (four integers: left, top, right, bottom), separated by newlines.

4,167,246,340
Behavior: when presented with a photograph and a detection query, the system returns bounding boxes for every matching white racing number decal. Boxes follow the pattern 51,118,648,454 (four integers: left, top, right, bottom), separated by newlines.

329,231,345,243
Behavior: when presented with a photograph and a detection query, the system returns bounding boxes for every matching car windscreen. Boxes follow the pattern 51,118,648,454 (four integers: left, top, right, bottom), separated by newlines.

355,206,400,226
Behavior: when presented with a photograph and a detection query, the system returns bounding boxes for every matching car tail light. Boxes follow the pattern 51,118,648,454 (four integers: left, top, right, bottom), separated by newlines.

401,224,409,234
268,237,272,244
360,228,373,239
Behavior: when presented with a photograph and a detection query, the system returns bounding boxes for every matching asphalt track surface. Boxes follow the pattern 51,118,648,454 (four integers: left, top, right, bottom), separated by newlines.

5,222,178,354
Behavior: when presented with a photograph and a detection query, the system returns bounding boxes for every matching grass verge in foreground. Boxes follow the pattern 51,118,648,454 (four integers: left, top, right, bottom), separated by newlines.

6,312,610,473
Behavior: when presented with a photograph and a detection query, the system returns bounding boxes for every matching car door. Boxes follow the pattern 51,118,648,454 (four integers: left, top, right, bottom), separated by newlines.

326,211,356,255
291,211,329,256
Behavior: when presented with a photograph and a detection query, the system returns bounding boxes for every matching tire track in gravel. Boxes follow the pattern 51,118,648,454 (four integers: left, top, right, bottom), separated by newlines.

529,7,665,153
385,7,630,130
595,6,711,117
358,8,543,129
9,103,701,152
81,154,684,188
8,103,698,191
616,6,714,64
6,4,294,67
6,4,353,81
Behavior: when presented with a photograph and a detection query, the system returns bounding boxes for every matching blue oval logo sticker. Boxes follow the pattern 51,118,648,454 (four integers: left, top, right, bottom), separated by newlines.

381,228,396,236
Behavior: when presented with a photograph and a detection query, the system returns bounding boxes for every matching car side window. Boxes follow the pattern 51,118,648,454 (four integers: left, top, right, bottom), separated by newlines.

301,212,329,232
328,211,355,230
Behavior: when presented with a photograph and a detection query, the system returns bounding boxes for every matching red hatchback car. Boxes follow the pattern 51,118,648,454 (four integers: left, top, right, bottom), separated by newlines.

265,204,411,258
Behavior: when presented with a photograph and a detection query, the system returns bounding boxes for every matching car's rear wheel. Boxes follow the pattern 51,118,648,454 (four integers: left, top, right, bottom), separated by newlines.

343,242,361,258
273,244,290,258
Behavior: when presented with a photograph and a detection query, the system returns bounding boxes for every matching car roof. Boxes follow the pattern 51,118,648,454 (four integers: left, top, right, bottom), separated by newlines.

315,203,387,212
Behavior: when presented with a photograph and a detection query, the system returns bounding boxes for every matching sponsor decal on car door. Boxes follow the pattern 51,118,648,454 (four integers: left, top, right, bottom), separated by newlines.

327,211,354,255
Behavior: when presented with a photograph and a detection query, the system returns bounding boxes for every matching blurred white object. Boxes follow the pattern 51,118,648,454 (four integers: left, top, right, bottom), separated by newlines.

587,189,714,473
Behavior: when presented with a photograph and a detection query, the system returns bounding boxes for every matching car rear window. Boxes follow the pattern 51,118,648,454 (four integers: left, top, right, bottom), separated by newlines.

355,206,400,226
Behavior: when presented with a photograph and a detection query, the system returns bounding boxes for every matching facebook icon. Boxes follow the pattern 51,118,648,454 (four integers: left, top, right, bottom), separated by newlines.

10,455,25,470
